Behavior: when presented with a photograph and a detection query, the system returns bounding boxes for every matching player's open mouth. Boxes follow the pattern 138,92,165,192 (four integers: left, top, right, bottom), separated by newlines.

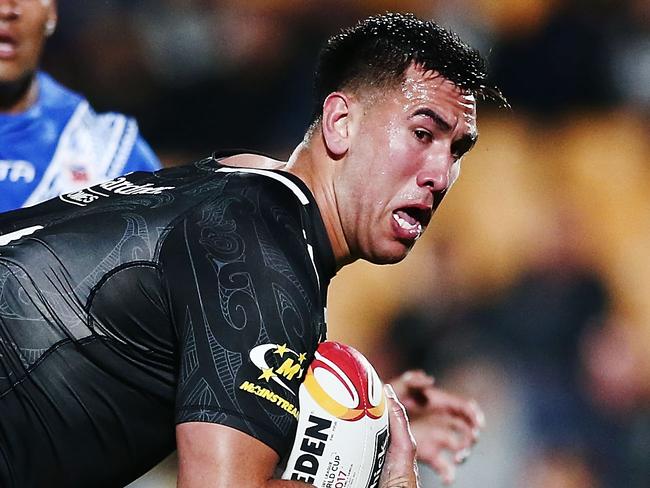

0,34,17,59
392,206,431,240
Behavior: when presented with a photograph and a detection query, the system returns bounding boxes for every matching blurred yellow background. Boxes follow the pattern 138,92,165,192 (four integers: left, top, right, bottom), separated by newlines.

330,110,650,384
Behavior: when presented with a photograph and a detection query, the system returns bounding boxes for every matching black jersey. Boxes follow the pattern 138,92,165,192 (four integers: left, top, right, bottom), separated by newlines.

0,156,335,487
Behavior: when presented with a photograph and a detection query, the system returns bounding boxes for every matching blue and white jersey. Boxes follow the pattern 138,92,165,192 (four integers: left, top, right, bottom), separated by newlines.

0,72,160,213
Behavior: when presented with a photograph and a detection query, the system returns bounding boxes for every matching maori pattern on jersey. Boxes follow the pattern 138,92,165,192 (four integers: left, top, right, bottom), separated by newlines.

171,180,323,452
79,213,155,292
0,210,159,383
179,308,199,386
0,160,333,478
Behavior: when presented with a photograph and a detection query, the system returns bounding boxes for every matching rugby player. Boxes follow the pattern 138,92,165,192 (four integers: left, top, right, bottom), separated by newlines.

0,13,504,487
0,0,160,213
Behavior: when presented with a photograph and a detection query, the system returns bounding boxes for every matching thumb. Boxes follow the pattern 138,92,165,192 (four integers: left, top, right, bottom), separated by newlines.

386,384,417,454
380,385,419,488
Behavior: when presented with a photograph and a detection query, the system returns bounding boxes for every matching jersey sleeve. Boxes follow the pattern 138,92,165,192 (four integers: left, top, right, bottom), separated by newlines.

159,178,323,456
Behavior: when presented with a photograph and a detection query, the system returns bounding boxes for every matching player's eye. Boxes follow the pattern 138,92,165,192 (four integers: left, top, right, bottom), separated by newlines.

413,129,432,143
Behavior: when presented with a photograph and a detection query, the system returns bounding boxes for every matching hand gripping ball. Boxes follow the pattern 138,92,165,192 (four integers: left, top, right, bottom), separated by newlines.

282,341,389,488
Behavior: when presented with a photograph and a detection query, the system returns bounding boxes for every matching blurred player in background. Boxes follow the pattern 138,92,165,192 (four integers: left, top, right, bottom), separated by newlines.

0,12,501,488
0,0,160,213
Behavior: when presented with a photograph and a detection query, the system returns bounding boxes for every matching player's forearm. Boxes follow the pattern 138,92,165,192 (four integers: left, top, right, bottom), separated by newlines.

176,423,316,488
177,478,313,488
266,480,315,487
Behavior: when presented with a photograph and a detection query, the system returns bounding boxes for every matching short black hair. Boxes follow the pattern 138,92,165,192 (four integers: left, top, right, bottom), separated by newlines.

310,12,506,124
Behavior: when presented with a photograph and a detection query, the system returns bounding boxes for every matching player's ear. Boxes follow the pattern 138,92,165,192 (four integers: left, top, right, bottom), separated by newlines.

321,92,351,158
44,1,58,38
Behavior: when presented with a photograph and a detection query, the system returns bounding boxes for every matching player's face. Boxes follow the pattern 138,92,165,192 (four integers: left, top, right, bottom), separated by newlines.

0,0,56,83
337,65,477,264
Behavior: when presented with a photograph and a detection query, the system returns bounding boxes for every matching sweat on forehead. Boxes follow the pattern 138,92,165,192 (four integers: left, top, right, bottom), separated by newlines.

401,65,474,97
349,65,471,112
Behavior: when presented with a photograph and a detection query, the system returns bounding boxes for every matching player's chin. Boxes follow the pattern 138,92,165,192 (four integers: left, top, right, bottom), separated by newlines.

0,64,32,85
366,240,414,265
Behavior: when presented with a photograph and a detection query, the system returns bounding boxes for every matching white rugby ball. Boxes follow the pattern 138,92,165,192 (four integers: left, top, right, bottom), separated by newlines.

282,341,389,488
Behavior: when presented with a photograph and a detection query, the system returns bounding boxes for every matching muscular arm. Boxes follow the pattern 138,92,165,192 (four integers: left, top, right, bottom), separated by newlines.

176,423,313,488
176,389,420,488
165,176,330,487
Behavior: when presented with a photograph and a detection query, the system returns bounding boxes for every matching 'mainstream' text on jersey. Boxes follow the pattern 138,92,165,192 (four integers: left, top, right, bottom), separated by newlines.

0,157,335,487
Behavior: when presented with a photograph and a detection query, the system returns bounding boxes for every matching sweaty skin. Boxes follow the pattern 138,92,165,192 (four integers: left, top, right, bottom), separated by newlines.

225,65,478,268
178,390,421,488
314,66,475,266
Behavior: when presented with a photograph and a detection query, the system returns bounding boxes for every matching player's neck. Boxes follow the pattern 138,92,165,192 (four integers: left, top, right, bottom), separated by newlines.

0,72,39,114
286,141,353,270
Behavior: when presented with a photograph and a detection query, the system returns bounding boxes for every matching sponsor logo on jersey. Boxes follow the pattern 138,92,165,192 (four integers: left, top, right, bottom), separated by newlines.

289,415,332,484
99,176,175,195
60,187,107,206
59,176,175,207
238,381,299,419
248,343,307,393
0,160,35,183
366,427,389,488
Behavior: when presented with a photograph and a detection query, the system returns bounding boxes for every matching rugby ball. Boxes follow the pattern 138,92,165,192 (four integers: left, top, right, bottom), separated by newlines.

282,341,389,488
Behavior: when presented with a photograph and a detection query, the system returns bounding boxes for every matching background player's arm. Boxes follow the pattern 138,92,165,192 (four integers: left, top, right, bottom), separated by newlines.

176,422,313,487
390,370,484,485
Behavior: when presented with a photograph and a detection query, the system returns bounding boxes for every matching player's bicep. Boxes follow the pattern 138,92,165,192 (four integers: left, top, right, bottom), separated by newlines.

176,422,277,487
176,423,314,487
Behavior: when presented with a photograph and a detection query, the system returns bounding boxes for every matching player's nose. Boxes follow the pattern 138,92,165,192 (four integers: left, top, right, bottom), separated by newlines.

416,156,453,192
0,0,21,20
